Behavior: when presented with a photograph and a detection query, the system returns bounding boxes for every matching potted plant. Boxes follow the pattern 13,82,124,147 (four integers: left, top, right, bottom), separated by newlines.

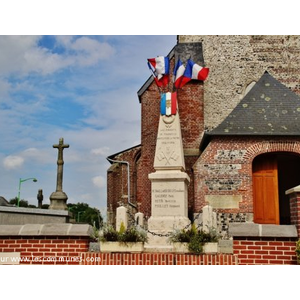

99,222,148,253
296,240,300,264
168,224,219,254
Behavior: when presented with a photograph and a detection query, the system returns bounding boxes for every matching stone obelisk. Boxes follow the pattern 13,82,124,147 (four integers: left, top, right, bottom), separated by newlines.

146,92,190,250
49,138,69,210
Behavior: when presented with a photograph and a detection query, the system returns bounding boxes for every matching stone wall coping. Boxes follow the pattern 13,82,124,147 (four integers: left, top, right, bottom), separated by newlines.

285,185,300,195
0,223,93,236
148,170,190,180
229,223,298,238
0,206,71,216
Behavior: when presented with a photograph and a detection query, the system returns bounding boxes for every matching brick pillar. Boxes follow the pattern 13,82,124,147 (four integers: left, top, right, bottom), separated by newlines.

286,185,300,237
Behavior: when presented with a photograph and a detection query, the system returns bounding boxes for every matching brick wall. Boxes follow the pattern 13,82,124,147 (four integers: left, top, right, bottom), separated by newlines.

107,146,141,224
194,136,300,213
0,236,90,265
0,236,297,265
233,238,297,265
288,191,300,236
81,252,238,265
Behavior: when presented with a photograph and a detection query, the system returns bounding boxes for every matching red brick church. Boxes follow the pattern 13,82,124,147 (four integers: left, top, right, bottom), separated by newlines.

106,36,300,239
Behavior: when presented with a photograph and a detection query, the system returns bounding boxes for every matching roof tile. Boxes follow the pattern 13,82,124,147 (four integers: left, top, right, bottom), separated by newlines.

209,72,300,136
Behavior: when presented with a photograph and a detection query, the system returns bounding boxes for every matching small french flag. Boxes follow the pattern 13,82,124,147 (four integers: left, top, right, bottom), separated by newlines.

173,59,185,89
180,59,209,88
160,92,177,116
147,56,170,88
147,56,169,80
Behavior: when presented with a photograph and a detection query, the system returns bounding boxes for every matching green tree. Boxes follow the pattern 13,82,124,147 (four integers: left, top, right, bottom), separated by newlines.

9,197,36,208
67,202,103,229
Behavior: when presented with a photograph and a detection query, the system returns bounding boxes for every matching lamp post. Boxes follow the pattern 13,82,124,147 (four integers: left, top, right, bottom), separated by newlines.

17,177,38,207
77,211,83,223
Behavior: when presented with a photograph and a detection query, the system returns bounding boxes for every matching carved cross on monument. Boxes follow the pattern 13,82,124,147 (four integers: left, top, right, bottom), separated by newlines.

49,138,69,210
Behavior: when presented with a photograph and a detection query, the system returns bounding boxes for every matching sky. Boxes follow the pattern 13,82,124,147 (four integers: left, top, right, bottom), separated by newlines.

0,35,177,213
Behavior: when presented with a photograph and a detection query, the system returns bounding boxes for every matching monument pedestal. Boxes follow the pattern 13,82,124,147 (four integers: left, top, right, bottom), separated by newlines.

146,106,191,250
49,191,68,210
146,170,190,250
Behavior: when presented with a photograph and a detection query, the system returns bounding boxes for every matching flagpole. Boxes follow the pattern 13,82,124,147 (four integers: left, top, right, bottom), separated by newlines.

147,61,162,94
173,56,182,93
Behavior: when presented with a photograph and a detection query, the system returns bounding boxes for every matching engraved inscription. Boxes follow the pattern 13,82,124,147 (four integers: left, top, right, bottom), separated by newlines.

205,195,242,209
156,123,181,165
152,188,184,210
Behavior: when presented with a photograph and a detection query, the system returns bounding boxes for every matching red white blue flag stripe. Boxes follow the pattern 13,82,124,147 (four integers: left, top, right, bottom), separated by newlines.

147,56,170,79
179,59,209,88
147,56,170,88
173,58,185,89
160,92,177,116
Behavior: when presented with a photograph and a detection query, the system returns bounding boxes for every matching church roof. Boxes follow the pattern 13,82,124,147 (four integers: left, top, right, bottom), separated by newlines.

209,72,300,136
106,144,141,163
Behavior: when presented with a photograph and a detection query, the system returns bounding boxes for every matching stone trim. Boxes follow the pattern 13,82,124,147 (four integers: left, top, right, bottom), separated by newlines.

0,206,70,216
0,223,93,236
244,140,300,162
229,223,298,238
286,185,300,194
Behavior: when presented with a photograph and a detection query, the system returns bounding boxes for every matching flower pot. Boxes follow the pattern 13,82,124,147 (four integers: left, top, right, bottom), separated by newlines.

173,242,189,253
203,242,218,253
100,241,144,253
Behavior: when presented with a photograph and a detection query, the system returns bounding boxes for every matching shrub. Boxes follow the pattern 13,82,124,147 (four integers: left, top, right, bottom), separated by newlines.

296,240,300,264
168,223,219,254
100,223,148,243
100,224,119,242
119,226,148,243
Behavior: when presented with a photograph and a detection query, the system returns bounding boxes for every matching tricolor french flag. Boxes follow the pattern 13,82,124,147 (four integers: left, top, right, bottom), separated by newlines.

147,56,170,87
173,58,185,89
180,59,209,88
160,92,177,116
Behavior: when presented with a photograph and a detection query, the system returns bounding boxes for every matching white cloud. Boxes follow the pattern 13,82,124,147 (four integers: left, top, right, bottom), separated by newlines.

55,36,73,48
92,175,105,188
0,36,67,75
0,36,115,77
91,147,110,156
70,37,115,66
23,148,40,157
0,36,39,75
23,47,69,75
22,147,54,164
3,155,24,170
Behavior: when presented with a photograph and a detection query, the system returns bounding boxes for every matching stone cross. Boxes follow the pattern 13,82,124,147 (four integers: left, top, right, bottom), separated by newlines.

49,138,69,210
53,138,69,192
